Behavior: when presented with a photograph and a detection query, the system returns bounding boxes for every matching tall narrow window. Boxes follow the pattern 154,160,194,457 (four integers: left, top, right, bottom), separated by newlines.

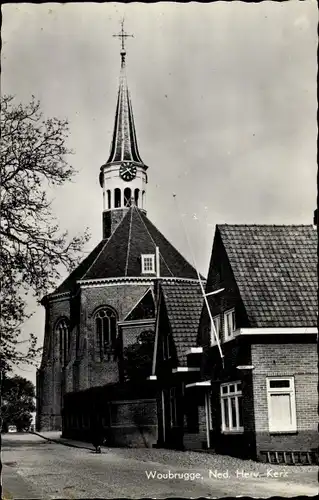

107,190,111,209
56,318,69,367
95,308,117,359
114,188,121,208
134,188,139,207
266,377,296,433
220,381,243,433
124,188,131,206
142,190,145,208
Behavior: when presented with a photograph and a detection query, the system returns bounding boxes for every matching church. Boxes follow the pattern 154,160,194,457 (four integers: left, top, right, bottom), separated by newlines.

36,24,201,440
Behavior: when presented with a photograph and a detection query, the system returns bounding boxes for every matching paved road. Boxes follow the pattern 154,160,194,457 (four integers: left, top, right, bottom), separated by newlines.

1,433,318,499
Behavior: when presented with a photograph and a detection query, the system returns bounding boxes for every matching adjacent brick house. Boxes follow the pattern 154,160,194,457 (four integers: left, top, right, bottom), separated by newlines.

151,281,205,450
187,224,318,463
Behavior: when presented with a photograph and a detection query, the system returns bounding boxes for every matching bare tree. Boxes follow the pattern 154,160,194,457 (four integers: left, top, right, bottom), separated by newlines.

0,95,90,369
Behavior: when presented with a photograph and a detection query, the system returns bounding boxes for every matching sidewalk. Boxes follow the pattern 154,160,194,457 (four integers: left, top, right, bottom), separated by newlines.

31,431,98,451
2,464,44,500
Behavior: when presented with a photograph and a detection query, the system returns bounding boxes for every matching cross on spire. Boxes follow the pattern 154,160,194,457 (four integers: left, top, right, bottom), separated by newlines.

113,19,134,54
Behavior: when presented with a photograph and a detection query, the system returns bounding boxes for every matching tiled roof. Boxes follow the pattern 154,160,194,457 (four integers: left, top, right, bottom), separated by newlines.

161,281,204,365
52,239,107,296
82,207,198,281
51,207,198,296
217,224,317,328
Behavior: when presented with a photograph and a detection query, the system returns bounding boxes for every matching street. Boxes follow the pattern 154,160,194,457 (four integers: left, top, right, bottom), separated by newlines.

1,433,318,499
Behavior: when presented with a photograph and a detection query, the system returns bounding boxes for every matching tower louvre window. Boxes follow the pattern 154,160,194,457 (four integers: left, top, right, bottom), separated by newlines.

124,187,131,206
95,307,117,359
114,188,121,208
141,254,155,274
134,188,139,207
107,190,111,209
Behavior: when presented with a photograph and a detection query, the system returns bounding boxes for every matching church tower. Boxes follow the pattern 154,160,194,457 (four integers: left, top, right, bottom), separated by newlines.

100,22,148,239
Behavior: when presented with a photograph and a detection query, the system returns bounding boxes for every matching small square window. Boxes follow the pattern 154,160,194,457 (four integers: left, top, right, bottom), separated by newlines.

141,254,155,274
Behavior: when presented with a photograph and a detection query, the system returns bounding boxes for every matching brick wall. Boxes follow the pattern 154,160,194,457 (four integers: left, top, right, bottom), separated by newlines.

251,342,318,456
103,208,129,239
37,296,72,430
108,399,158,447
81,283,152,388
121,322,155,349
38,282,155,431
183,403,207,450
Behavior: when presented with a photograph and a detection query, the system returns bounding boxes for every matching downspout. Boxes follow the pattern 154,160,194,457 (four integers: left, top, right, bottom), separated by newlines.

205,390,211,449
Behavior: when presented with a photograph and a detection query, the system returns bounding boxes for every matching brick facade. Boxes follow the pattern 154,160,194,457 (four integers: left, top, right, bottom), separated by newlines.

251,342,318,458
37,280,156,432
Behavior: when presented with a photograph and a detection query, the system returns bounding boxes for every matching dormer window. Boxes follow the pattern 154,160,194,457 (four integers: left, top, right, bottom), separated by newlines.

141,254,155,274
224,309,236,340
211,315,221,345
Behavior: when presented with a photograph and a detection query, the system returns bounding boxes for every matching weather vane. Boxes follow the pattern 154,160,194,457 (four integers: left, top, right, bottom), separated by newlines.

113,18,134,53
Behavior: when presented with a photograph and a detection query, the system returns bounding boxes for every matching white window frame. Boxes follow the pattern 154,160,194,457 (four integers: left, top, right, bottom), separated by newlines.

210,315,221,345
141,254,155,274
266,377,297,433
220,381,243,433
162,332,171,360
224,309,236,340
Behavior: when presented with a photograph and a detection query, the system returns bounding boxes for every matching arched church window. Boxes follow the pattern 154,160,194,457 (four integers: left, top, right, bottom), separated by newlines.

134,188,139,207
114,188,121,208
124,188,131,207
107,190,111,209
142,190,145,209
56,318,69,367
95,307,117,359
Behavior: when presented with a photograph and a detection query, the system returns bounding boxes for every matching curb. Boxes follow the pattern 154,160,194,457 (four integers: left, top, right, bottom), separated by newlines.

30,431,94,451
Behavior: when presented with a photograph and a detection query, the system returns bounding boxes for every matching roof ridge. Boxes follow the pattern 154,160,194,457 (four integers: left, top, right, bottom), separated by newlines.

82,209,131,280
133,206,174,277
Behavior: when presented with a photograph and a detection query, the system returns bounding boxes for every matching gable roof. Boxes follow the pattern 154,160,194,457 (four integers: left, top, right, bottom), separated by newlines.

160,281,204,365
217,224,317,328
50,207,198,296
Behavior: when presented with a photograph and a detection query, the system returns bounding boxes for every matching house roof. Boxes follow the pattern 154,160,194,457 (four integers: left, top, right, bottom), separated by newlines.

217,224,317,328
51,206,198,296
160,281,204,365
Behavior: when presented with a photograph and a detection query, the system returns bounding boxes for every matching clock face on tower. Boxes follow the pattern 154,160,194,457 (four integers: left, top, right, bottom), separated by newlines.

120,162,137,181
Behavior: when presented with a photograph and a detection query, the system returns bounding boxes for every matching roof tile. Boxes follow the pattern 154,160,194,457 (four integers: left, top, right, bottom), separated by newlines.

161,281,203,366
218,224,317,328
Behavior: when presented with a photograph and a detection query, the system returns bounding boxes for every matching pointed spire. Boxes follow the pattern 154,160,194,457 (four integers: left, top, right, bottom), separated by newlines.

106,20,145,166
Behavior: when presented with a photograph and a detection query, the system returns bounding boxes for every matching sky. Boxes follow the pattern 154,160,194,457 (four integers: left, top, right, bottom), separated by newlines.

1,1,317,384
